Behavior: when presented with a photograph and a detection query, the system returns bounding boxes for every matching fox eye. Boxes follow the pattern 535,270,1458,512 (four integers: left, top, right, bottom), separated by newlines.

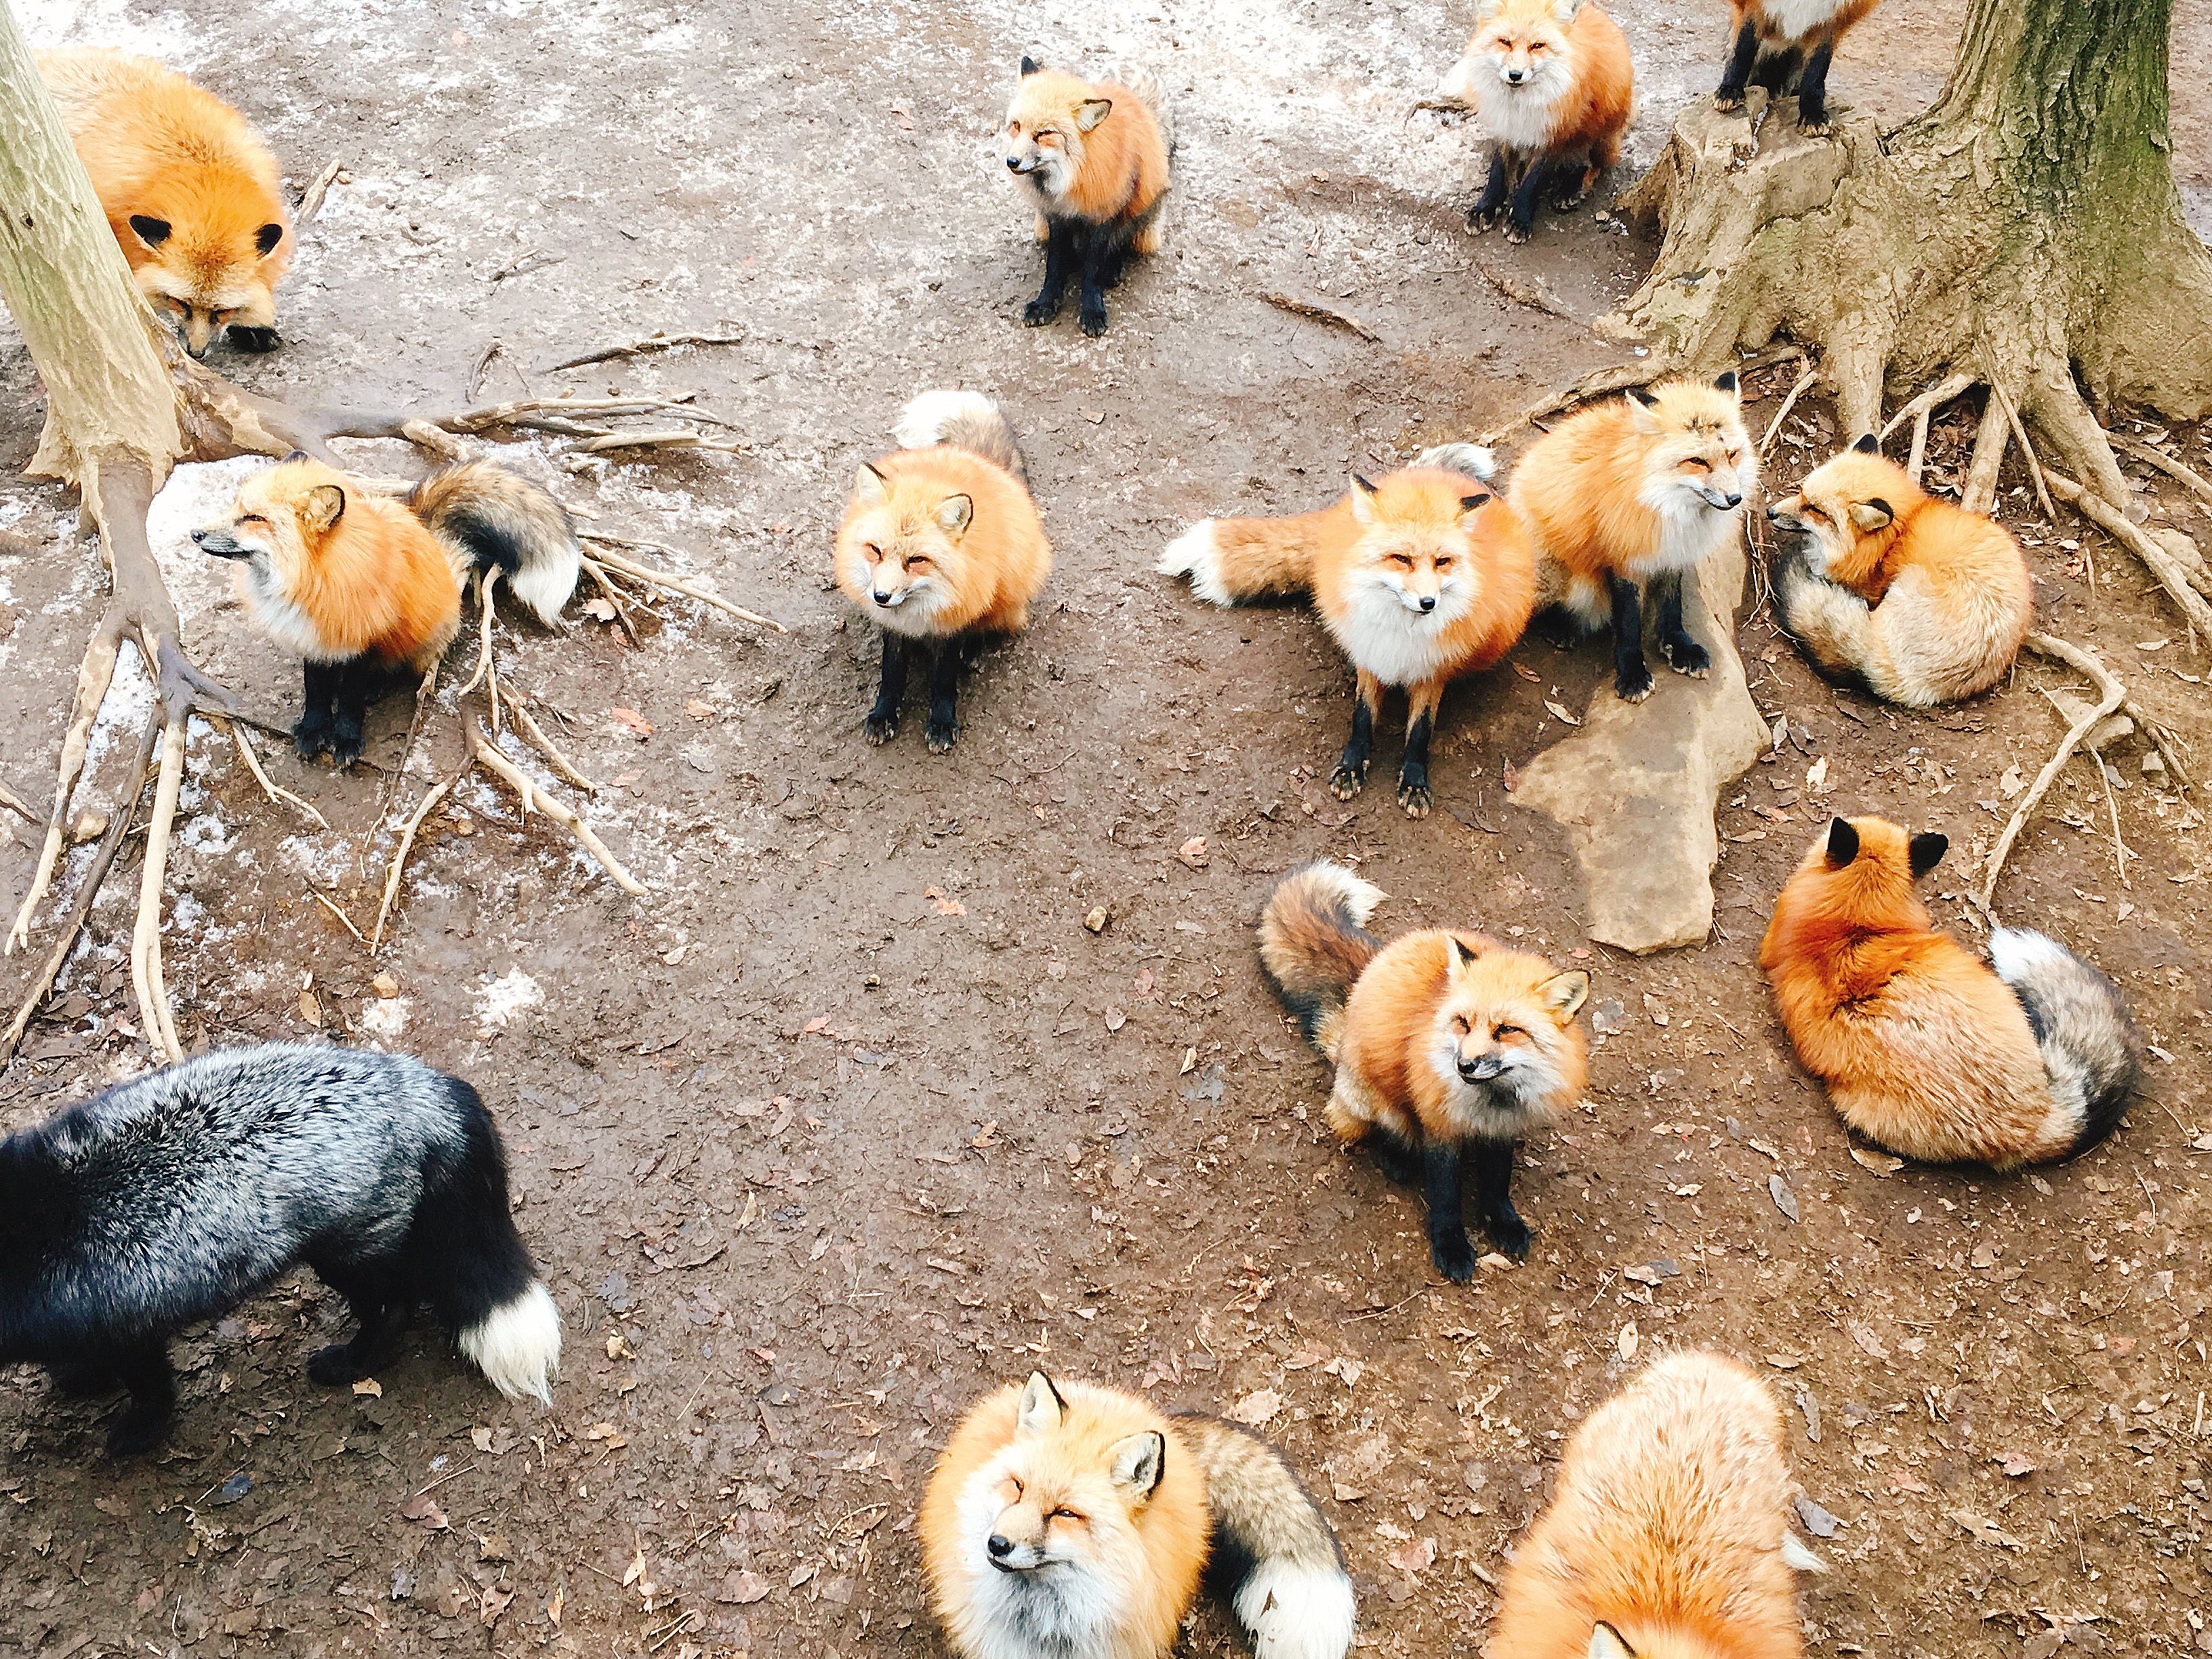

1387,552,1414,568
904,554,930,571
863,542,883,559
1495,1023,1525,1041
1434,556,1454,571
1050,1507,1084,1523
1008,120,1022,136
1451,1015,1471,1034
1682,458,1711,473
239,513,268,527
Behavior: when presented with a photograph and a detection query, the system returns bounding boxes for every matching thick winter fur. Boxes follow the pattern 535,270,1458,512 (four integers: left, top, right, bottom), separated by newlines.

196,455,579,765
0,1044,560,1456
1441,0,1634,241
1257,864,1589,1277
1715,0,1882,131
1510,374,1755,703
1490,1351,1816,1659
1759,816,2142,1168
39,47,291,356
1004,58,1172,335
921,1372,1353,1659
836,391,1051,752
1767,435,2032,706
1158,461,1536,816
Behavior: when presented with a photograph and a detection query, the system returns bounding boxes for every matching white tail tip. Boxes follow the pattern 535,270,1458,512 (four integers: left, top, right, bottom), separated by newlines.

461,1281,562,1404
1410,441,1496,482
1157,520,1232,605
895,388,996,451
508,546,581,626
1235,1561,1357,1659
1782,1531,1829,1574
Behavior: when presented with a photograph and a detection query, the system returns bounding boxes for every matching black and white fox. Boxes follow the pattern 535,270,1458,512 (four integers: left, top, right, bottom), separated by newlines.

0,1044,561,1455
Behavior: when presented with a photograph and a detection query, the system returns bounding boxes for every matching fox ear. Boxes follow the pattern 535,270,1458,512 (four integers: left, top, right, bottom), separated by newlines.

935,493,974,537
1908,831,1949,878
1540,970,1591,1019
853,462,890,507
1853,432,1882,455
1551,0,1584,18
1824,815,1860,868
255,222,285,258
1626,386,1662,434
1588,1624,1639,1659
1712,369,1739,396
1107,1431,1166,1498
1451,936,1481,970
302,483,346,533
1074,98,1113,132
128,214,171,248
1847,498,1893,533
281,449,311,465
1019,54,1041,76
1017,1372,1067,1435
1348,474,1378,525
1459,492,1492,513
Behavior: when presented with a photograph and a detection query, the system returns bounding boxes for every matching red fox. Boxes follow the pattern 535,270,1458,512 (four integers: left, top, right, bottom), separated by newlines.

835,390,1050,753
1767,433,2032,706
1491,1351,1824,1659
1509,374,1755,703
1258,863,1589,1277
1441,0,1634,242
38,47,292,356
195,456,578,764
1003,58,1172,336
921,1371,1355,1659
1158,447,1535,817
1714,0,1881,132
1761,816,2143,1167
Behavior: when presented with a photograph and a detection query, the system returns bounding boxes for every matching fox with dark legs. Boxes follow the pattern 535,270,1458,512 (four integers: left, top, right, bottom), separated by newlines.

0,1045,560,1456
1713,0,1881,134
1258,863,1590,1278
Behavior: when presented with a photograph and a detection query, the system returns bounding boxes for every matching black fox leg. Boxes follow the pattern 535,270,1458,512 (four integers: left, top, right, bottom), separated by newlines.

225,323,282,353
1551,152,1600,213
306,1256,413,1385
1422,1142,1479,1282
1398,675,1444,818
327,658,378,767
1330,669,1383,799
1076,225,1125,336
1652,569,1711,677
1753,43,1804,95
1469,146,1511,231
48,1357,120,1397
295,659,339,758
1716,18,1760,107
1795,39,1837,129
1505,155,1551,243
1472,1141,1530,1258
1610,575,1654,701
924,640,964,754
106,1343,176,1457
865,632,908,745
1025,218,1077,327
1368,1128,1422,1186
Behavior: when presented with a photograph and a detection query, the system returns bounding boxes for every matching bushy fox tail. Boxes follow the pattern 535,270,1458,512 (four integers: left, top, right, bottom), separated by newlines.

1410,443,1496,483
1116,62,1174,154
1257,863,1384,1061
1769,537,1919,704
409,460,580,626
1176,1415,1355,1659
1158,507,1342,607
1988,928,2144,1162
895,389,1026,483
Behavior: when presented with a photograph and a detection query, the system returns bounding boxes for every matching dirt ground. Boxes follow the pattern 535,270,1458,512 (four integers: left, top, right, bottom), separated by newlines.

3,2,2210,1656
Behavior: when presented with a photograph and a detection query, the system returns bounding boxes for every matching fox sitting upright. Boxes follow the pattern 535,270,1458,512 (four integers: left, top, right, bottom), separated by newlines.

1761,815,2142,1168
1767,433,2032,707
1511,373,1755,703
1002,57,1172,336
1490,1351,1825,1659
1441,0,1634,243
835,390,1051,752
1258,863,1589,1277
197,455,579,764
1158,447,1535,817
1713,0,1882,133
39,47,292,356
921,1370,1355,1659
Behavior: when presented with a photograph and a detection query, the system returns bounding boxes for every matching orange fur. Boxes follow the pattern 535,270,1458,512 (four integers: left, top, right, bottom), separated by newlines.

835,446,1050,638
1490,1351,1808,1659
1731,0,1880,47
1759,816,2064,1166
1452,0,1633,159
39,47,291,356
1004,67,1170,231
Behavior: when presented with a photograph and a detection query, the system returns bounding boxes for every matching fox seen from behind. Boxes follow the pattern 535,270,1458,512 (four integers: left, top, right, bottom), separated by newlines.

1714,0,1882,133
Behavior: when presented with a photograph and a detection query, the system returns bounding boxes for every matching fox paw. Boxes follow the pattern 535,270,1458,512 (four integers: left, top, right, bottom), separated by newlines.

306,1344,363,1387
864,712,899,746
1798,116,1832,137
1467,204,1504,234
328,729,366,769
1431,1232,1481,1284
1616,663,1656,703
1078,304,1109,337
1485,1212,1533,1260
1328,762,1368,800
1662,636,1712,678
1715,91,1748,112
291,716,333,760
225,324,282,354
924,718,958,754
1397,779,1433,819
1503,221,1532,246
1022,296,1061,327
1551,188,1591,214
106,1410,168,1459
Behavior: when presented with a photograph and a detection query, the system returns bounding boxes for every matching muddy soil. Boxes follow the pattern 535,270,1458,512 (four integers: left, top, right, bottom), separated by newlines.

2,3,2209,1657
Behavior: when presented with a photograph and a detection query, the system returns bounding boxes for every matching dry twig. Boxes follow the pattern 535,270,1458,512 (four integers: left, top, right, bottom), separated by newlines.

1259,291,1381,343
1758,364,1818,458
0,781,32,820
1977,632,2125,918
298,157,344,221
2043,470,2212,640
1473,258,1574,321
578,554,644,645
1878,371,1977,443
2107,429,2212,515
510,698,598,793
543,331,745,373
370,763,466,954
228,721,328,829
468,723,647,897
580,537,785,631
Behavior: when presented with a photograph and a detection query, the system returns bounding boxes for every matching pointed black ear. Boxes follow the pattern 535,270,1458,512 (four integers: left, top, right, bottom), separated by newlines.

128,214,171,247
281,449,310,464
1824,816,1860,867
1351,474,1378,496
1908,832,1949,878
1713,370,1738,394
255,222,285,257
1460,492,1491,511
1020,54,1041,75
1853,432,1881,455
1452,937,1480,969
1628,386,1660,409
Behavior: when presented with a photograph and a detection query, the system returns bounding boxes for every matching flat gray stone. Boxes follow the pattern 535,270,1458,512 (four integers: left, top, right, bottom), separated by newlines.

1513,539,1766,954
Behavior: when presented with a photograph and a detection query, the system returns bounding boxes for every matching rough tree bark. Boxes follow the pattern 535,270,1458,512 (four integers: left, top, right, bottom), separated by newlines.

1602,0,2212,623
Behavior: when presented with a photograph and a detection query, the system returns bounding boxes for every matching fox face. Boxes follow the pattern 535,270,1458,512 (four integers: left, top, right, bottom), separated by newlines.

128,209,285,356
1767,433,1905,588
1347,474,1491,617
193,455,348,651
840,464,972,634
1430,937,1589,1115
1443,0,1580,104
1630,372,1756,520
1002,59,1111,204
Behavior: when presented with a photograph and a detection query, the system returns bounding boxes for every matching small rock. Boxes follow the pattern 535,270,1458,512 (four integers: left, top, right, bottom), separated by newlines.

1083,905,1108,934
1589,998,1626,1035
370,972,401,998
1793,1493,1841,1538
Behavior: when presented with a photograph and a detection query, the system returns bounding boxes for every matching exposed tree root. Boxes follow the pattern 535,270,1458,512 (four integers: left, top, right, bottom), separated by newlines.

1976,633,2127,921
468,720,646,897
370,762,466,955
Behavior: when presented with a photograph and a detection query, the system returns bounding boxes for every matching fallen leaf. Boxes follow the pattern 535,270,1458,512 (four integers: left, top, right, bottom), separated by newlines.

1805,756,1830,792
1995,1450,2038,1477
1949,1509,2022,1549
546,1587,564,1626
1618,1322,1639,1360
888,102,915,129
298,988,322,1027
684,698,714,718
1793,1493,1842,1538
479,1585,514,1626
582,596,618,623
1500,760,1521,792
1543,699,1580,726
401,1493,449,1531
2000,763,2026,797
611,705,654,739
1180,1046,1197,1075
350,1378,382,1398
370,972,400,998
1512,661,1541,682
622,1538,649,1588
1769,1172,1800,1223
1847,1320,1891,1361
1765,1353,1806,1370
1849,1145,1904,1175
923,886,967,916
1105,1007,1127,1031
1229,1389,1283,1427
1177,836,1211,869
716,1569,770,1605
1386,1534,1438,1574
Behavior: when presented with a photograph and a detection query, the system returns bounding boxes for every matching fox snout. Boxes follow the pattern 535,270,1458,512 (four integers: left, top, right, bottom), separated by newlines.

1698,484,1745,510
1005,152,1036,174
871,583,905,607
192,527,251,559
1458,1049,1506,1082
1502,64,1530,84
1766,500,1806,531
985,1530,1044,1571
